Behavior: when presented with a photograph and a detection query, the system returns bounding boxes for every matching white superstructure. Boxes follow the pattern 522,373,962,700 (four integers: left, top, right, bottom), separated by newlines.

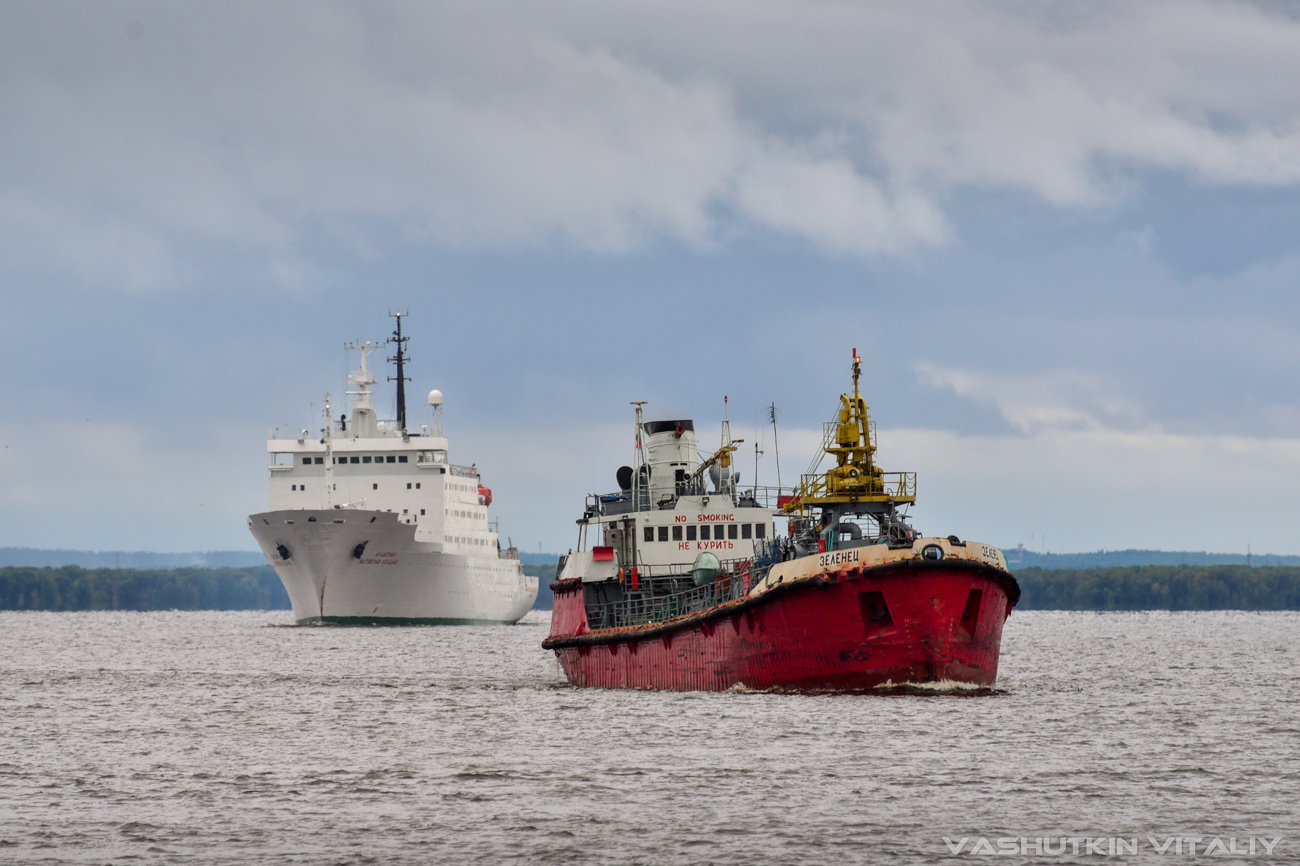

555,404,783,629
248,318,536,624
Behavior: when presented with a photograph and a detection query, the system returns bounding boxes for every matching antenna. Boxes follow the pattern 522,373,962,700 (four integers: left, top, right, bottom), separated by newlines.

388,311,410,432
768,402,782,489
631,401,646,511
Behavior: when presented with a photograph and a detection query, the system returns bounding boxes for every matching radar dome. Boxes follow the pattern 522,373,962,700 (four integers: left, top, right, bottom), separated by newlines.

427,389,443,406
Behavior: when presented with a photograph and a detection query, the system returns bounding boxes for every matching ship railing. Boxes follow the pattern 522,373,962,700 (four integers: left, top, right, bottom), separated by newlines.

584,545,787,630
588,572,755,630
789,471,916,506
587,484,797,516
738,485,800,510
819,418,877,452
628,554,757,581
448,464,479,478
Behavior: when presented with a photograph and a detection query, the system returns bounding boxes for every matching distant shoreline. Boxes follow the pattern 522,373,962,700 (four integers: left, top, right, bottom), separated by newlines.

3,563,1298,613
7,546,1298,572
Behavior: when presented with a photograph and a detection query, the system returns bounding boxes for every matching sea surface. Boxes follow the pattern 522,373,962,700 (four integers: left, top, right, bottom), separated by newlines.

1,610,1296,864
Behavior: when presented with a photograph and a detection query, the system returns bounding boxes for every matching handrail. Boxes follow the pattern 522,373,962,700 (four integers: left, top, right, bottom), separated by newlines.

788,470,916,509
586,485,797,516
583,540,785,630
586,570,754,629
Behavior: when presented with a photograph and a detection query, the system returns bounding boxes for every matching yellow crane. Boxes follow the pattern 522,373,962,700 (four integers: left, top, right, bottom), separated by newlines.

783,349,916,514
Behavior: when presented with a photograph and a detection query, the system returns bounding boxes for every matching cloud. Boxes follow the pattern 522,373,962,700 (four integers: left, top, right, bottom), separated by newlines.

5,1,1300,289
882,426,1300,554
0,419,265,550
915,364,1151,435
757,419,1300,554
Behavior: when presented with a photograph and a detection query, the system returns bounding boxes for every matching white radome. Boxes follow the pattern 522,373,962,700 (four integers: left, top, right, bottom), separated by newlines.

427,389,443,406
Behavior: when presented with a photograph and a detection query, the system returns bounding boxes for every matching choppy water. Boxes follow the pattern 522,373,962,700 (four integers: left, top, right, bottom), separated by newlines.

1,610,1296,864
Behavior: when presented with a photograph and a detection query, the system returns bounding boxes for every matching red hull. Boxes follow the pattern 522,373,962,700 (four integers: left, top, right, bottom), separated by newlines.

544,560,1018,691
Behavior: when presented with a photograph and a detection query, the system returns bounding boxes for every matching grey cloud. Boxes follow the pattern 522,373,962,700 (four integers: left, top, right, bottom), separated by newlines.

6,1,1300,290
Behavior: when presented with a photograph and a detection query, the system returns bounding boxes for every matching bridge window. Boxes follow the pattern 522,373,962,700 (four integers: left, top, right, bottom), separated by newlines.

701,526,711,541
363,456,372,464
372,483,378,490
728,524,738,539
658,526,669,542
741,523,752,539
399,455,408,463
686,526,696,541
291,484,296,490
416,483,421,489
644,526,654,543
407,483,412,489
673,526,683,541
314,457,323,464
387,456,396,463
301,457,311,465
350,456,360,464
756,523,767,539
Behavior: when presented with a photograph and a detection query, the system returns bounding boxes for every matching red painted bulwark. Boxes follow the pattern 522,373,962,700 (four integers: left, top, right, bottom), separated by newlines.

544,562,1016,691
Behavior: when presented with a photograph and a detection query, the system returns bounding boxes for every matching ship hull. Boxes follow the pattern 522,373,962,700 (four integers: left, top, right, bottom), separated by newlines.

249,510,537,625
544,559,1017,691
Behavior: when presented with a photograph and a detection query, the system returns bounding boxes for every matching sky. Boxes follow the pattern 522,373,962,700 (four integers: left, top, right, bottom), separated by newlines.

2,0,1300,555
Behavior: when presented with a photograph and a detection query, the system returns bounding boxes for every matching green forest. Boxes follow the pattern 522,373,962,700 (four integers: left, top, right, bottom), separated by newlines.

1015,565,1300,610
2,563,1297,612
0,565,290,611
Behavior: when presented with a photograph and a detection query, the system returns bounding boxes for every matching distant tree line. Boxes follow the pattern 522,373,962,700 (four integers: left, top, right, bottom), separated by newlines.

4,563,1296,612
1015,565,1300,611
1003,548,1300,570
0,566,290,611
524,562,558,610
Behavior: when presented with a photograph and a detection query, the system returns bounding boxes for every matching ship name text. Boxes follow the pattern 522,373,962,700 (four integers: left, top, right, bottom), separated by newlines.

818,549,860,569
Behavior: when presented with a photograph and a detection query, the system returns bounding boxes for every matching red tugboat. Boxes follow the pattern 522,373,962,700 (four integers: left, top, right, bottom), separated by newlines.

543,352,1020,691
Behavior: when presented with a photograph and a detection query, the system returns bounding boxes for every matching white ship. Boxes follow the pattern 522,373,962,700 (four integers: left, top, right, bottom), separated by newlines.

248,314,537,624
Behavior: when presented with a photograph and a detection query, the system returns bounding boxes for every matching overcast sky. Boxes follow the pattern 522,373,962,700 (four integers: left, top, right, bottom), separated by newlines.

3,0,1300,555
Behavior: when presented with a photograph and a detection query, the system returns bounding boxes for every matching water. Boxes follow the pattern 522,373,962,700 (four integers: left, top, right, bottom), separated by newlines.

1,610,1296,864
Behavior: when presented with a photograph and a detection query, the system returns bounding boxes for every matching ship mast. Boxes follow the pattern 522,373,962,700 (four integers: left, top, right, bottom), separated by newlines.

388,311,410,433
631,401,646,510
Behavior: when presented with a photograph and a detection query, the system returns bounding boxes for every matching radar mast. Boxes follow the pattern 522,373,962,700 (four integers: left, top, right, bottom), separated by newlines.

388,311,410,432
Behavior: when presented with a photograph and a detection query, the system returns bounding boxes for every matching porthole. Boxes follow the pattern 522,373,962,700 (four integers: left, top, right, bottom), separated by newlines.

921,544,944,560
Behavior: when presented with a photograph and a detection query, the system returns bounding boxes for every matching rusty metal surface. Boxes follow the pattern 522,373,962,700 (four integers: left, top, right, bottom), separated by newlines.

544,559,1018,691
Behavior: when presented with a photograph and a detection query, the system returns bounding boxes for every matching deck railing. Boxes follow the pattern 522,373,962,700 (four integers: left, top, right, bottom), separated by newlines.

588,484,796,516
583,539,784,630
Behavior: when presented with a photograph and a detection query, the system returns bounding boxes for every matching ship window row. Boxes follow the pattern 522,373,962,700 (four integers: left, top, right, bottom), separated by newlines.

644,523,766,542
306,455,410,465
